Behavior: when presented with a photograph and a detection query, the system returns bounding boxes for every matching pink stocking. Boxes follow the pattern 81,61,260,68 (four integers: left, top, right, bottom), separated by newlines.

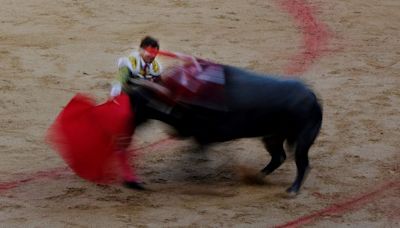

117,150,139,182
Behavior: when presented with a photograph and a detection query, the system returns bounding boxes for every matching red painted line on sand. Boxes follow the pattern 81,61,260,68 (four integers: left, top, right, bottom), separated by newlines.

278,0,331,75
274,180,400,228
131,137,175,153
0,167,70,192
0,138,175,193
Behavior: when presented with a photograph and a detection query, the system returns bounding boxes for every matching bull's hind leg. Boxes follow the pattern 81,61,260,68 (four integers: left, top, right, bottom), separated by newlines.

260,136,286,176
287,119,322,194
286,139,312,195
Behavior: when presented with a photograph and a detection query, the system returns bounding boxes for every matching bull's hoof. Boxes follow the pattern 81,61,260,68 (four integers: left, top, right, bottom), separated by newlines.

285,186,300,198
123,181,146,190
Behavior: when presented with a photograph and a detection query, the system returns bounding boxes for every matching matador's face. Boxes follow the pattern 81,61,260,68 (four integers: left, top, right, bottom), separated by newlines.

140,46,158,63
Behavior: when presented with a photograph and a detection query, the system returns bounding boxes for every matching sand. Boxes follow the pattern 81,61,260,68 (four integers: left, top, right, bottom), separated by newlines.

1,0,399,227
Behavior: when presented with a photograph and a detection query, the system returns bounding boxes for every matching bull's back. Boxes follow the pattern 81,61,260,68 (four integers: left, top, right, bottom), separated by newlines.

199,65,321,140
223,65,315,112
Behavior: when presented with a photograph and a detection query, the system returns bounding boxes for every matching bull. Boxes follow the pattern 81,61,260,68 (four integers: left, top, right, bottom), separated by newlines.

124,60,323,194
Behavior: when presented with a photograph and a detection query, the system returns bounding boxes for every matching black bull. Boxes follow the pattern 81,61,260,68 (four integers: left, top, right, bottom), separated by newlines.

125,65,323,194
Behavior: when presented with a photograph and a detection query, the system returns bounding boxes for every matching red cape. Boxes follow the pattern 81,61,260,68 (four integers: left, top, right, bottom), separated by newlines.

47,93,134,183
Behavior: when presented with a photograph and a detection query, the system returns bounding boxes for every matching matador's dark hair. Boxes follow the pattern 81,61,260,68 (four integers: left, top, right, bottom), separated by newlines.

140,36,160,49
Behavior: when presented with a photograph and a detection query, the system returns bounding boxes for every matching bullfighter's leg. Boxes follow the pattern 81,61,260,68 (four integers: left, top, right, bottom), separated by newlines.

117,150,145,190
115,136,145,190
260,136,286,176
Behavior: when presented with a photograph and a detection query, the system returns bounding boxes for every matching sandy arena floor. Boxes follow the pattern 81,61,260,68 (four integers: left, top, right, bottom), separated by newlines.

1,0,399,227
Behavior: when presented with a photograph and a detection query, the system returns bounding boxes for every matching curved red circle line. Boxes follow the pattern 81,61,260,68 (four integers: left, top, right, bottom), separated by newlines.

278,0,331,75
275,180,400,227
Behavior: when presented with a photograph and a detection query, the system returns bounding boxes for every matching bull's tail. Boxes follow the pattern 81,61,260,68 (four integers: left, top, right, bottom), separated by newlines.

286,92,322,153
304,94,323,145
